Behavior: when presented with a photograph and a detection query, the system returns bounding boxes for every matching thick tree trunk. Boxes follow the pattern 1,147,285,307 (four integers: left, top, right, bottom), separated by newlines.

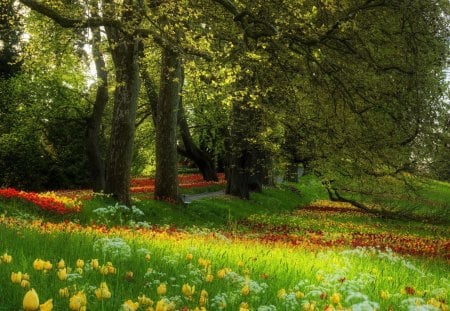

104,29,140,206
226,100,264,198
85,26,107,193
178,95,218,182
154,47,180,201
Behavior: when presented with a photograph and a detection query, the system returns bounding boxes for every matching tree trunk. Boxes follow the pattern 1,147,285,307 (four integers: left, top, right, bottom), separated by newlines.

154,47,180,201
104,29,140,206
85,26,107,193
177,88,218,181
285,162,299,183
226,100,265,198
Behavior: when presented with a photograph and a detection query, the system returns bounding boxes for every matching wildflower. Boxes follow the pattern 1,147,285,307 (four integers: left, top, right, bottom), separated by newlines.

1,252,12,263
21,279,31,288
76,259,84,269
23,288,39,311
99,265,109,275
95,282,112,300
296,291,305,299
217,269,227,278
59,287,70,298
145,253,151,261
380,290,390,300
198,258,210,268
199,289,208,307
330,293,341,305
122,300,139,311
324,305,334,311
40,299,53,311
90,259,99,269
241,285,250,296
11,271,22,284
186,253,193,261
405,286,416,295
157,283,167,295
57,259,65,269
75,268,83,275
138,294,153,306
69,291,87,311
277,288,287,299
106,261,116,274
155,299,169,311
33,259,44,271
302,302,315,311
57,268,67,280
240,302,250,310
22,273,30,280
43,261,52,271
182,283,195,298
125,271,134,281
205,274,214,282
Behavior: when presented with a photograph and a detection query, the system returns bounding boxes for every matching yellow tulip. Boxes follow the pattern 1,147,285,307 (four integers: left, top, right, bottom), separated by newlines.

138,294,153,306
182,283,195,297
57,259,65,269
330,293,341,305
40,299,53,311
11,271,22,284
186,253,193,261
277,288,287,299
95,282,112,300
240,302,250,311
122,299,139,311
217,269,227,278
43,261,52,271
90,258,99,269
157,283,167,295
23,288,39,311
205,274,214,282
69,291,87,311
57,268,67,280
241,285,250,296
1,252,12,263
22,273,30,280
76,259,84,268
21,280,31,288
59,287,70,298
33,259,44,271
155,299,169,311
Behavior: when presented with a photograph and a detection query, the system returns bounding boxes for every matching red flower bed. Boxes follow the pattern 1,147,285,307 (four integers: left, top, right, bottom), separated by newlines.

0,188,79,215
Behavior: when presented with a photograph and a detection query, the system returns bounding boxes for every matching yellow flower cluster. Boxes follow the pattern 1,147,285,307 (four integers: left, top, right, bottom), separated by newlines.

39,191,82,211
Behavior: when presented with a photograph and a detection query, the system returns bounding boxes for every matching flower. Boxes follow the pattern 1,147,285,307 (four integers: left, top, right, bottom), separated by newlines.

241,285,250,296
40,299,53,311
95,282,112,300
21,280,31,288
380,290,390,300
125,271,134,281
186,253,193,261
76,259,84,268
302,302,316,311
277,288,287,299
11,271,22,284
59,287,70,298
33,259,44,271
43,261,52,271
205,274,214,282
69,291,87,311
182,283,195,298
23,288,39,311
1,252,12,263
57,268,67,280
199,290,208,307
157,283,167,296
296,291,305,299
138,294,153,306
122,300,139,311
145,253,151,261
330,293,341,305
57,259,65,269
90,258,99,269
240,302,250,310
155,299,169,311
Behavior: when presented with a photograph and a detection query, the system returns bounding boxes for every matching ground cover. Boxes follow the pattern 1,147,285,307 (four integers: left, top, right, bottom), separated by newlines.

0,174,448,310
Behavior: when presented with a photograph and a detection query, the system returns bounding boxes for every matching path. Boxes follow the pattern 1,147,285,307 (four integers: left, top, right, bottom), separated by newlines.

182,190,226,203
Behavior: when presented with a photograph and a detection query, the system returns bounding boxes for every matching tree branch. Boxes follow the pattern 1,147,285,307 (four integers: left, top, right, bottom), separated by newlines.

19,0,122,29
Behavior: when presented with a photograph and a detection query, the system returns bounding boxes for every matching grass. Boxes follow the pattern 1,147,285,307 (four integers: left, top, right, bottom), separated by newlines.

0,174,449,310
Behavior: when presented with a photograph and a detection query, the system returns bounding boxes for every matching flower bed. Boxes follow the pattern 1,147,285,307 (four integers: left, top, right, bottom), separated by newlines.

0,188,81,215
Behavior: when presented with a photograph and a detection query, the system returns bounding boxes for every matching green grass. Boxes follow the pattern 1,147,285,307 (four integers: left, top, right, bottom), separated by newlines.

0,175,449,310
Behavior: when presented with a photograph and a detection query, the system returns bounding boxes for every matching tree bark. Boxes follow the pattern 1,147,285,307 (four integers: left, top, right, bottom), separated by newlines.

85,26,107,193
177,71,218,181
104,28,140,206
154,47,180,201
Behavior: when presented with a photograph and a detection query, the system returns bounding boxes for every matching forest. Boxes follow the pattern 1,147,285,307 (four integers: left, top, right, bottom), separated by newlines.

0,1,449,310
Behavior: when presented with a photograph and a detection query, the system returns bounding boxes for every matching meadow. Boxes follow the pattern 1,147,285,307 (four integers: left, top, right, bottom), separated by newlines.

0,175,448,311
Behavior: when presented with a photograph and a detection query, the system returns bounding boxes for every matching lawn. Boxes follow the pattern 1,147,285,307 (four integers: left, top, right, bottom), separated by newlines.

0,174,448,310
